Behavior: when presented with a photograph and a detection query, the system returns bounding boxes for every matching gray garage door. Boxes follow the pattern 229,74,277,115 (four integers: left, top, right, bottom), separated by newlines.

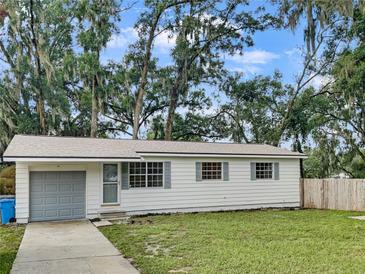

30,171,86,222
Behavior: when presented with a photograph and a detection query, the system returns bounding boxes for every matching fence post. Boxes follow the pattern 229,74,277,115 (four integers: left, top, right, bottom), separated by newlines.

299,179,304,208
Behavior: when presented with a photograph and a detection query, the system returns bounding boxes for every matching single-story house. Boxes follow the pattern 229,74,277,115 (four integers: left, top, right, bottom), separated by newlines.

3,135,306,223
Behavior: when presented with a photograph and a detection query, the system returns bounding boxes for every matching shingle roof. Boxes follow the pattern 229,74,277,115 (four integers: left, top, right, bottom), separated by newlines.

3,135,306,159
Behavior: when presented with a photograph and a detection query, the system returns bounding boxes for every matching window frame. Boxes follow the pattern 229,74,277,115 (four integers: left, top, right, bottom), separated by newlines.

255,162,274,180
201,161,223,181
128,162,164,189
102,163,120,205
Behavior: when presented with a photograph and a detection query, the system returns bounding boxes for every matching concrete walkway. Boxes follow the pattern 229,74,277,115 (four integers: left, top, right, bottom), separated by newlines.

11,220,139,274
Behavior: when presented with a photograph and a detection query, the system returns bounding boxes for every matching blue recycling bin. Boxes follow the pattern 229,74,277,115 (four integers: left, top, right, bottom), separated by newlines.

0,199,15,224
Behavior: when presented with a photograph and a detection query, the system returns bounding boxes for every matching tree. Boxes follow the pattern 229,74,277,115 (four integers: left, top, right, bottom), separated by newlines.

315,7,365,167
163,0,279,140
73,0,120,137
103,56,171,137
0,0,74,139
274,0,353,56
219,72,287,144
132,0,192,139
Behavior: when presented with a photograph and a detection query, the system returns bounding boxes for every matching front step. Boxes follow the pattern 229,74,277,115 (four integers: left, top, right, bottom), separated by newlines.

98,210,129,221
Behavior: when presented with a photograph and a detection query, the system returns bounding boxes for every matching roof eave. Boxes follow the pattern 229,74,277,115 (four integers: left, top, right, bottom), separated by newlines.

138,152,308,159
2,156,142,162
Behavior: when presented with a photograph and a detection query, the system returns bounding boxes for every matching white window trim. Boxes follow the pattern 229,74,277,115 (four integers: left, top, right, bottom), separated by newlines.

102,163,120,205
254,161,275,181
201,161,223,181
128,162,165,189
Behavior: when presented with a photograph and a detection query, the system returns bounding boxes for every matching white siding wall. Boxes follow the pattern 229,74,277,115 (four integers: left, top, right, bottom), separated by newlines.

15,162,29,223
15,157,300,222
121,157,300,214
85,163,101,218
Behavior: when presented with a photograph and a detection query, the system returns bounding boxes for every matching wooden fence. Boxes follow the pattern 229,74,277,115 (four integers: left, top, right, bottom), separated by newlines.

301,179,365,211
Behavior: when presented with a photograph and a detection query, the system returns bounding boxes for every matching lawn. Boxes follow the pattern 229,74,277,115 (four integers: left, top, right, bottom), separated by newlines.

0,225,24,274
100,209,365,274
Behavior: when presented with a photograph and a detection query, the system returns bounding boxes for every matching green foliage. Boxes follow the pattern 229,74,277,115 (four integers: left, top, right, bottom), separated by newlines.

308,6,365,178
0,0,363,179
304,147,334,178
0,165,15,195
101,210,365,273
220,72,288,144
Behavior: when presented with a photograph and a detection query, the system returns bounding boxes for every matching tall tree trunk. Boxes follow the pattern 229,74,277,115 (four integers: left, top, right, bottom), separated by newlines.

165,74,183,141
294,134,305,178
36,97,46,135
164,89,178,140
30,0,47,135
90,76,98,138
132,1,190,138
132,15,161,139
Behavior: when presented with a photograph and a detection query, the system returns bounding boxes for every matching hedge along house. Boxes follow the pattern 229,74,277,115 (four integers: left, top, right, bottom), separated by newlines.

3,135,306,223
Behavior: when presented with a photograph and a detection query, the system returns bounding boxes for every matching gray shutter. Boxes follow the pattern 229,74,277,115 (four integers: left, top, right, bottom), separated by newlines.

164,161,171,189
121,162,129,189
250,162,256,181
274,162,280,180
223,162,229,181
196,162,202,181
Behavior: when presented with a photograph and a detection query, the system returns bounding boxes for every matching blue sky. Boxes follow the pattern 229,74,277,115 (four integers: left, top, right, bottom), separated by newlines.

101,1,309,86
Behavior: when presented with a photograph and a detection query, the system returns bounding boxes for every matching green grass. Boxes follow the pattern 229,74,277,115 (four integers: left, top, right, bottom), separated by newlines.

100,209,365,274
0,225,24,274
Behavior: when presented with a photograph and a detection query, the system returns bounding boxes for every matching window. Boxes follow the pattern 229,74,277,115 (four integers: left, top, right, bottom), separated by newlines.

202,162,222,180
103,164,118,182
256,163,273,179
129,162,163,188
103,164,118,203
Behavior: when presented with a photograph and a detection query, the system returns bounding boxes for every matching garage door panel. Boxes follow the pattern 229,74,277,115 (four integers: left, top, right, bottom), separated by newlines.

73,184,84,191
59,209,72,217
59,196,72,204
45,197,58,205
44,172,58,180
72,196,84,203
30,198,44,206
30,171,86,222
45,209,58,218
31,183,43,192
45,184,58,192
60,183,72,192
73,208,84,216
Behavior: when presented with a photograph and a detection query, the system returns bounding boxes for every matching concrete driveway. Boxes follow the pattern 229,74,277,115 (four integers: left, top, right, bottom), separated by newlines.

11,220,139,274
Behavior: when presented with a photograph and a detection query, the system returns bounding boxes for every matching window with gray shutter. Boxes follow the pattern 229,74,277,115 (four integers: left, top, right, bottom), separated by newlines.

223,162,229,181
250,162,256,181
196,162,202,181
274,162,280,180
164,161,171,189
121,162,129,189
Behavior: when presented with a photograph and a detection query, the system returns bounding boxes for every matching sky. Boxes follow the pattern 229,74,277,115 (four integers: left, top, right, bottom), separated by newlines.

101,0,310,86
98,0,323,145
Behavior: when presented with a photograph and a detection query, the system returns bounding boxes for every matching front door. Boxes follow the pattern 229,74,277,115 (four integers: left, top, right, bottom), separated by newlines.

102,163,119,204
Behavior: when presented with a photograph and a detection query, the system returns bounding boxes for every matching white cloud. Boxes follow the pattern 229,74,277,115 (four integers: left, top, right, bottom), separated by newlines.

228,50,279,65
107,27,176,54
154,30,176,53
107,27,138,49
225,50,279,76
229,66,262,76
308,74,333,90
284,48,302,58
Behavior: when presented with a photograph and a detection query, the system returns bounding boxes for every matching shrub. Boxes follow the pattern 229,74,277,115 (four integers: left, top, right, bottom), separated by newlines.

0,165,15,195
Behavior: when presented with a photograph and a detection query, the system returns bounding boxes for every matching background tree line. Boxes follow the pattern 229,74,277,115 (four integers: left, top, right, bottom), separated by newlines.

0,0,364,178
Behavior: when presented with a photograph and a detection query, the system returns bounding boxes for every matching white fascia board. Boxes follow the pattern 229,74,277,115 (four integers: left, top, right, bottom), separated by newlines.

138,153,308,159
3,157,142,162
